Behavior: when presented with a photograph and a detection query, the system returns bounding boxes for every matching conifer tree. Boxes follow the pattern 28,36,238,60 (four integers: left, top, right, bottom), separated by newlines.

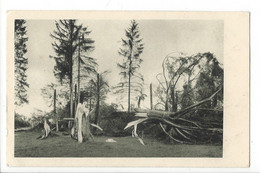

14,20,29,106
50,20,94,117
115,20,144,113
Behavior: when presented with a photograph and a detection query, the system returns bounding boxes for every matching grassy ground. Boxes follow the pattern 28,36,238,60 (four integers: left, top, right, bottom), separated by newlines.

15,131,222,157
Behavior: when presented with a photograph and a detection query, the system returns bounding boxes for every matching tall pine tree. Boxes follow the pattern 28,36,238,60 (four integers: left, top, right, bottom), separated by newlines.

50,20,94,117
115,20,144,113
15,20,29,106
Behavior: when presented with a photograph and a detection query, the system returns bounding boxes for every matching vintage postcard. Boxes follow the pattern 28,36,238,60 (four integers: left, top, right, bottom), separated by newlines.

6,11,249,167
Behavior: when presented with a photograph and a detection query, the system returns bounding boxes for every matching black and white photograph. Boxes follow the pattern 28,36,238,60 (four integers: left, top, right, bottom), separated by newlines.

14,18,224,158
6,11,249,167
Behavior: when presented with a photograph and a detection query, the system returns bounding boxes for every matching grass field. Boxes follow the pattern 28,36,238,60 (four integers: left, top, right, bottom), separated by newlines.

15,131,222,157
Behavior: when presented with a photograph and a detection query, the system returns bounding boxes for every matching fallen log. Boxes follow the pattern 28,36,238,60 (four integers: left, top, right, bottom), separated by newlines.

15,127,32,132
173,88,222,118
196,108,223,112
125,88,223,144
134,108,174,118
134,87,222,119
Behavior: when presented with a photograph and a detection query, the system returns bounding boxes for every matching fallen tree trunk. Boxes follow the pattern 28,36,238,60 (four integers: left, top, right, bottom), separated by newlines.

15,127,32,132
135,87,222,119
125,88,223,144
134,108,174,118
173,88,222,118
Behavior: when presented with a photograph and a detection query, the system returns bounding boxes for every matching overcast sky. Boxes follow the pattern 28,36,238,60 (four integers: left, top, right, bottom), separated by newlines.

15,19,223,117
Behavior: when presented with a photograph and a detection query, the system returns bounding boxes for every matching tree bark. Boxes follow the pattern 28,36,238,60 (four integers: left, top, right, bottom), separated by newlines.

89,85,92,111
77,35,81,104
70,79,73,118
69,51,73,119
165,100,169,111
170,87,175,112
95,73,100,125
54,89,58,132
74,84,77,115
69,21,74,118
89,98,92,111
128,66,131,113
128,47,133,113
137,97,141,108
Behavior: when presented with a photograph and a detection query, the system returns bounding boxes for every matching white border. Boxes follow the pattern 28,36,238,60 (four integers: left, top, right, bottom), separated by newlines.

0,0,259,172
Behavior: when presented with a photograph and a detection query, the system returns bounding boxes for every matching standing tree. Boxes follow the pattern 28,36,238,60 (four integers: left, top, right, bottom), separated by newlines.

50,20,94,117
87,71,110,124
14,20,29,105
74,33,97,105
115,20,144,113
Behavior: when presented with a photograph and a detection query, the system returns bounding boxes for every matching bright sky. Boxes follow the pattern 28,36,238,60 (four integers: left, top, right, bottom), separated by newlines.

15,20,223,117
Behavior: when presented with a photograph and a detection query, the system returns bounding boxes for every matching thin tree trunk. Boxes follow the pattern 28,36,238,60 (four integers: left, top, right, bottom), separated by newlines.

171,87,177,112
150,83,153,110
69,53,73,118
77,35,81,104
171,87,174,111
128,68,131,113
70,78,73,118
128,46,133,113
165,100,169,111
89,85,92,111
175,91,178,111
137,97,141,108
95,73,100,125
69,20,74,118
74,84,77,115
89,98,92,111
54,89,58,132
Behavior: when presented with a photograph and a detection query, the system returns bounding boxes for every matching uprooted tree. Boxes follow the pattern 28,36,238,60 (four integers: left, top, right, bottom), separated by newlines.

125,52,223,144
155,52,223,111
125,88,223,144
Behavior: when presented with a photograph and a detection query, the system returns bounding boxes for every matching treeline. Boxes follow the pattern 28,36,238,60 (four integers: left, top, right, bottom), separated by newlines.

14,19,223,136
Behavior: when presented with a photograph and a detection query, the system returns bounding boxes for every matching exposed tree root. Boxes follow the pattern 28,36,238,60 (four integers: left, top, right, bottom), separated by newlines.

125,88,223,144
